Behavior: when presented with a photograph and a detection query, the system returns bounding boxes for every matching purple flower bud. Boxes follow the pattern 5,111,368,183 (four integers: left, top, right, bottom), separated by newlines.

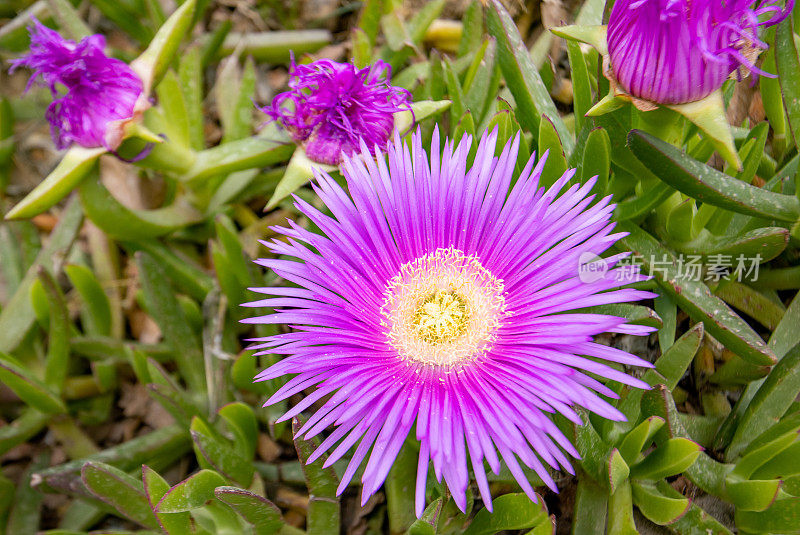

607,0,792,105
10,20,144,150
261,59,411,165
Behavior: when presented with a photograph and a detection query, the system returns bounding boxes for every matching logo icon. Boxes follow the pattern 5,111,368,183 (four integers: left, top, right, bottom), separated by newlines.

578,252,608,283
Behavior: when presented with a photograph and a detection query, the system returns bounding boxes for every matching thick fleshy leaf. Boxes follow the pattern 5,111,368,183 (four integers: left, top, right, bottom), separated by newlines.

630,480,690,525
726,477,781,511
617,417,665,465
210,30,331,63
214,487,284,535
727,343,800,459
776,18,800,150
607,480,637,535
181,137,294,184
79,176,203,240
407,499,442,535
617,224,776,367
538,115,568,188
136,252,205,392
394,99,452,136
143,465,193,535
155,470,228,513
0,356,66,414
647,322,704,391
629,438,701,481
64,264,112,337
5,147,104,220
190,418,254,486
580,128,610,195
292,417,340,535
462,493,550,535
81,462,159,529
735,497,800,533
572,478,607,535
627,130,800,222
218,403,258,461
575,417,629,492
264,147,337,210
486,0,572,151
667,91,740,170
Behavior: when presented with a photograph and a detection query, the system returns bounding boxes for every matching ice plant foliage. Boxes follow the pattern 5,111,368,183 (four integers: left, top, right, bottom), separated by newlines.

244,129,657,514
260,59,410,165
10,20,144,150
607,0,792,104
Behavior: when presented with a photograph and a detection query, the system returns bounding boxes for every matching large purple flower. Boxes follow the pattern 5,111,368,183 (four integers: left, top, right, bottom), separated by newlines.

607,0,792,104
260,59,410,165
243,129,656,514
10,20,144,150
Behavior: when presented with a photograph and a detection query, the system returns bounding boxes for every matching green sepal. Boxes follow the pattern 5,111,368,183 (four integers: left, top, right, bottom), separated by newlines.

5,147,104,220
549,24,608,55
666,90,741,171
265,147,337,211
394,99,453,136
586,93,627,117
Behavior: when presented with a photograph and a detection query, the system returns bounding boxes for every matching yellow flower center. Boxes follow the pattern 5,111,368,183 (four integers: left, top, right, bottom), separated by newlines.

381,247,507,367
412,290,468,344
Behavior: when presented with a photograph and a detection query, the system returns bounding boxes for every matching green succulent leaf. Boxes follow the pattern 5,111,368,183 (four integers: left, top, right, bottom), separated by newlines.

81,462,160,529
735,497,800,533
214,487,285,535
64,264,112,337
143,465,193,535
617,224,776,367
292,417,340,535
617,417,665,466
726,477,782,512
627,130,800,222
727,342,800,459
776,18,800,150
131,0,197,93
630,480,690,525
575,416,630,492
486,0,572,151
155,470,228,513
5,147,104,220
538,115,569,188
462,493,551,535
190,425,254,487
0,355,66,415
629,438,701,481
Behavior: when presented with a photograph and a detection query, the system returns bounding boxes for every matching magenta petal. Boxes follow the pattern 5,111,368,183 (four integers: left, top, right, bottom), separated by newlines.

243,129,654,516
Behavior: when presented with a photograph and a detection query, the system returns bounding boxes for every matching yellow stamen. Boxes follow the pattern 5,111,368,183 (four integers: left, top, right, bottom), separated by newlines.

381,247,507,367
412,290,468,344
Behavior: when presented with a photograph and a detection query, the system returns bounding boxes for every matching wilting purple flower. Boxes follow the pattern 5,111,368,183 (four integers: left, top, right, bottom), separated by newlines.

10,20,144,150
243,129,656,514
607,0,792,104
260,59,410,165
